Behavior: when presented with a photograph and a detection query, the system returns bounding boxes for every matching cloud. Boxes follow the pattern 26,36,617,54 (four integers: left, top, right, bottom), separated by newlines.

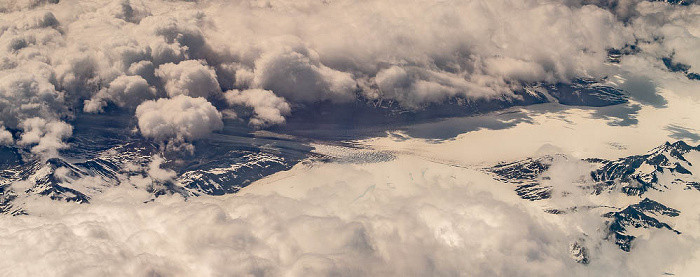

135,95,223,142
630,2,700,72
0,2,699,276
138,12,211,64
224,89,291,127
374,66,502,108
1,155,698,276
155,60,221,98
84,75,157,112
202,0,638,107
0,58,72,158
0,124,12,145
17,117,72,157
148,154,176,182
250,46,357,103
0,0,696,134
0,0,59,13
0,70,66,129
574,0,647,19
106,0,151,24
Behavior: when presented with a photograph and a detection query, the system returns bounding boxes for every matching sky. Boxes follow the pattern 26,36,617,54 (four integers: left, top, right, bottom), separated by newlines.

1,0,700,276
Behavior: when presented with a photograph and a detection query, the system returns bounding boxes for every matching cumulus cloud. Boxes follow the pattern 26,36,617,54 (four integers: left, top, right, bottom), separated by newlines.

138,12,211,65
198,0,641,108
148,154,176,182
0,0,59,13
135,95,223,142
84,75,157,112
224,89,291,127
0,71,66,128
155,60,221,98
17,117,72,157
250,46,357,103
241,0,629,103
106,0,151,24
0,0,696,136
573,0,648,19
374,66,503,108
0,124,12,145
630,2,700,72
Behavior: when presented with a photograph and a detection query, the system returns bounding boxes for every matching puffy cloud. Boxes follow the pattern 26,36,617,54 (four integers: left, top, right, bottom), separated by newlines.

374,66,504,108
0,0,59,13
17,117,72,157
137,12,210,64
224,89,291,127
9,10,60,30
0,70,66,128
135,95,223,142
193,0,640,108
0,0,695,130
155,60,221,98
574,0,647,19
52,50,101,101
105,0,151,24
251,46,357,103
630,2,700,72
148,155,176,182
84,75,157,112
0,124,12,145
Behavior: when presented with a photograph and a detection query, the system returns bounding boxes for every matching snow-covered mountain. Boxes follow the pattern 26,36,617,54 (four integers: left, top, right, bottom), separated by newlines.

488,141,700,253
0,77,633,214
0,111,316,215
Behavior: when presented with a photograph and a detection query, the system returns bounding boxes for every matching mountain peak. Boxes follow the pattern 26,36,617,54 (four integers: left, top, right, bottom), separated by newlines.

487,141,698,252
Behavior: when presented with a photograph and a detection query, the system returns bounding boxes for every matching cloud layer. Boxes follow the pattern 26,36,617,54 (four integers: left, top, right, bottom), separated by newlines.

1,155,698,276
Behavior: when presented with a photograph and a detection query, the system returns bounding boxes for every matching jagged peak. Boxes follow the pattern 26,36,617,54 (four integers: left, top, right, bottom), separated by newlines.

646,140,697,158
45,157,72,168
633,198,681,217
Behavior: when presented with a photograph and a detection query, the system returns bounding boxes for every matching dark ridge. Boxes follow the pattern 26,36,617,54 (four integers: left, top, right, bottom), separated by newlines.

662,57,700,81
486,141,697,252
543,79,628,107
279,79,627,141
604,198,681,251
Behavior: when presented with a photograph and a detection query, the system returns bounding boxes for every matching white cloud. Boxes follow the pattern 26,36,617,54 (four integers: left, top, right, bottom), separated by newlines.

0,124,12,145
105,0,151,24
135,95,223,142
0,0,695,127
84,75,157,112
0,70,66,128
17,117,72,157
374,66,504,108
0,155,697,276
0,0,59,13
631,2,700,72
137,12,211,64
202,0,638,108
155,60,221,98
224,89,291,127
251,46,357,103
148,155,176,182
